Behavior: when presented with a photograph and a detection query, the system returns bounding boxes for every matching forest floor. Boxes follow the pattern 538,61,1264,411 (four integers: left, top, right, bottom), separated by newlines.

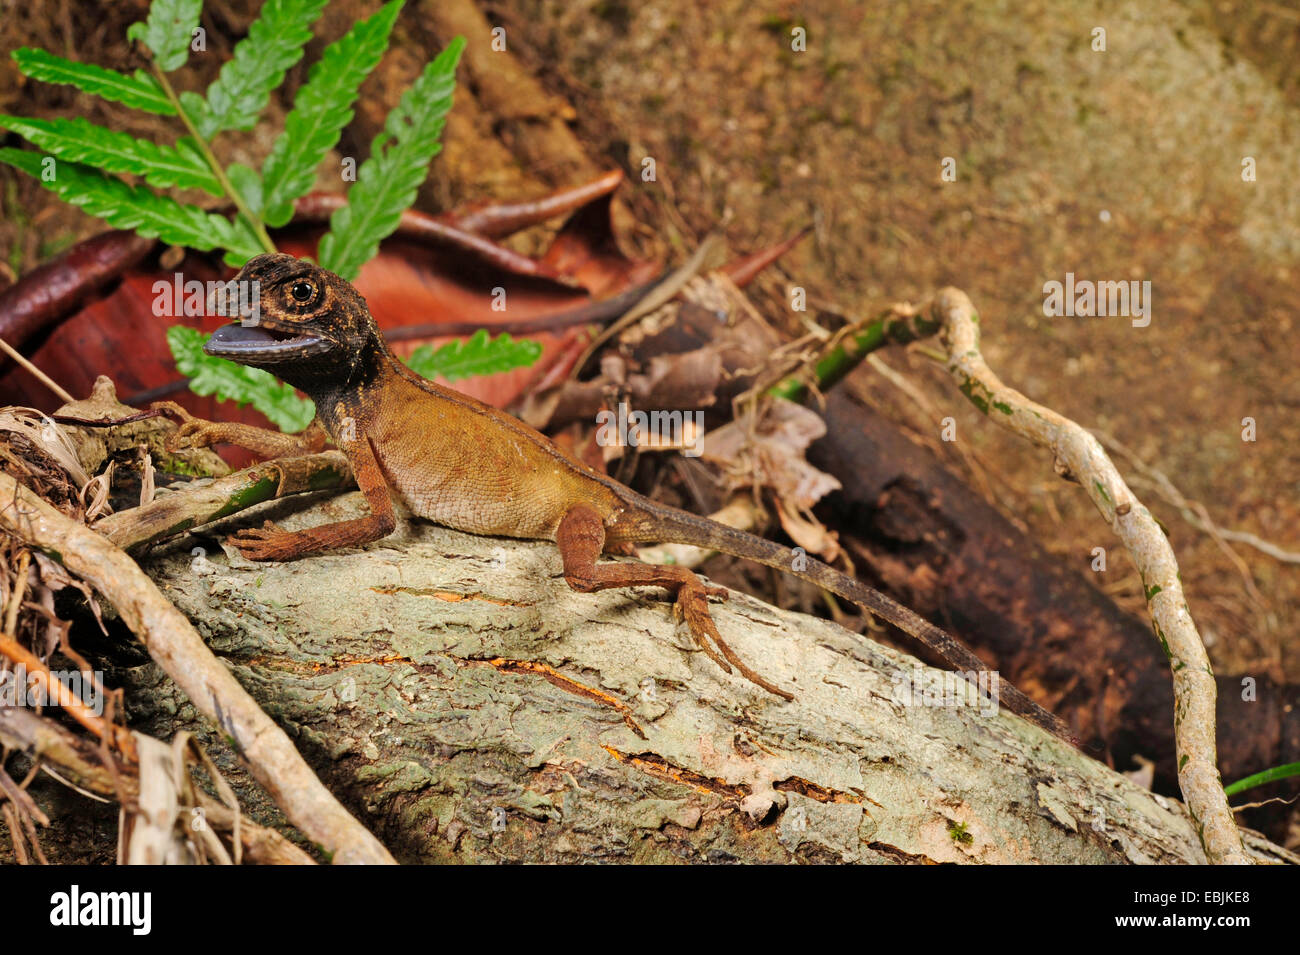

491,0,1300,688
1,0,1297,685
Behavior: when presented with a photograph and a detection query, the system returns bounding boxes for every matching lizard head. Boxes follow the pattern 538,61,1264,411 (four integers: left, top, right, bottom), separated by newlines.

204,253,384,391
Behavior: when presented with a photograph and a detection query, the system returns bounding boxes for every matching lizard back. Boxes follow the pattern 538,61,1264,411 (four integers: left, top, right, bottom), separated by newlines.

356,356,629,540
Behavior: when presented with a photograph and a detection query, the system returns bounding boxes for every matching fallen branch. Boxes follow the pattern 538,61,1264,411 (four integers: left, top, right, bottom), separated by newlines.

96,451,352,552
0,472,392,864
134,495,1295,864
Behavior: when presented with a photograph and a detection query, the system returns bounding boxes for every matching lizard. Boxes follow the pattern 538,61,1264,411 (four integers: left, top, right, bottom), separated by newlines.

155,252,1072,741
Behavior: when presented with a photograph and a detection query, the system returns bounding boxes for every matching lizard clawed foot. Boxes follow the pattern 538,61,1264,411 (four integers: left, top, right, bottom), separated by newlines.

672,580,729,619
227,520,304,562
150,401,224,452
673,581,733,673
674,581,795,702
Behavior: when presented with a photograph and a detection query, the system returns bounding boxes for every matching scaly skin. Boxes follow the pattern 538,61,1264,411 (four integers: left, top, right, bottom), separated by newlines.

158,253,1072,739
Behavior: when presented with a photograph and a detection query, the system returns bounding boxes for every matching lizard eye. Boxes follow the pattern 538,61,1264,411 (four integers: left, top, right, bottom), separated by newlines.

290,280,316,304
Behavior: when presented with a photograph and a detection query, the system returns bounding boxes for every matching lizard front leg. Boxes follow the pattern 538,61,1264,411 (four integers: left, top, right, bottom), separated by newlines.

227,435,396,561
556,504,794,701
152,401,330,459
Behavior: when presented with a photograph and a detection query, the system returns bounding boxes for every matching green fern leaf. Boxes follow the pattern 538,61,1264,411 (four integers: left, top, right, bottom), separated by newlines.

167,326,316,433
0,116,220,195
187,0,329,140
0,148,261,261
127,0,204,72
10,48,175,115
260,0,404,227
317,36,465,281
226,161,265,216
404,329,543,384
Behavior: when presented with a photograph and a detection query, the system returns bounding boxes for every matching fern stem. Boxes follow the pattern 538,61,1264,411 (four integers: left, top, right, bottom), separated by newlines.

151,64,277,256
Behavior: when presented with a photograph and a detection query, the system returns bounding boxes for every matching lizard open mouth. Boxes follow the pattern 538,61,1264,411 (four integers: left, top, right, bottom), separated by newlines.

204,322,326,362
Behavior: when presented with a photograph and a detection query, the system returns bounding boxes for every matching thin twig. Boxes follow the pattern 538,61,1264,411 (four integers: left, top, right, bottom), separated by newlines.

0,634,135,757
919,287,1248,865
4,549,30,637
0,337,75,404
766,301,943,402
1096,429,1299,566
568,233,725,381
0,706,313,863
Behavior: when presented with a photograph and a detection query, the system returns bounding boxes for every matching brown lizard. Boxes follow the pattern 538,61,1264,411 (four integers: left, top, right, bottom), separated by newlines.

156,252,1071,740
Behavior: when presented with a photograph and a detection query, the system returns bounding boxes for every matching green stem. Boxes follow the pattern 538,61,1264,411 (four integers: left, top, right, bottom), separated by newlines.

767,306,944,402
1224,760,1300,797
151,64,277,256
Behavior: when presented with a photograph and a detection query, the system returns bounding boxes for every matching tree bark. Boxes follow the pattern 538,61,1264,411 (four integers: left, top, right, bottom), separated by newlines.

129,492,1294,864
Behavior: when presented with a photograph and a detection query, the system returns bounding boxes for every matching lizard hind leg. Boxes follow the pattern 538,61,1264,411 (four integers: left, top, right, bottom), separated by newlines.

556,505,794,701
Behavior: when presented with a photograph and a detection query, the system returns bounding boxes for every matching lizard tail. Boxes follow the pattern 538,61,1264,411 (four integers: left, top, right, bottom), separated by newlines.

635,505,1076,744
